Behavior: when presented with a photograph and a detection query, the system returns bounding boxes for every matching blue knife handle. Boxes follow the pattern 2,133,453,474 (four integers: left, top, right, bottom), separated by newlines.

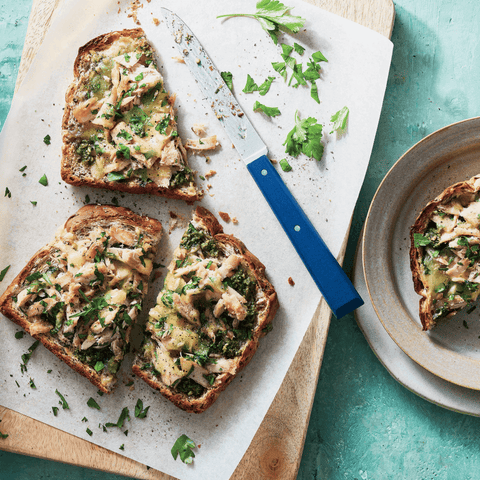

247,155,363,318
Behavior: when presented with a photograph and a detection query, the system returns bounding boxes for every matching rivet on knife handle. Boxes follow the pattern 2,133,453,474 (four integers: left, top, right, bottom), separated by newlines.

161,8,364,318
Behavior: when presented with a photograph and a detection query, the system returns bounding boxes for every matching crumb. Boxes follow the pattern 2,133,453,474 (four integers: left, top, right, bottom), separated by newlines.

172,56,185,63
152,17,160,26
206,156,211,163
192,123,207,136
270,159,278,164
219,211,230,222
288,277,295,286
168,211,188,234
204,170,216,179
195,58,201,64
231,217,238,225
232,144,235,148
206,183,212,190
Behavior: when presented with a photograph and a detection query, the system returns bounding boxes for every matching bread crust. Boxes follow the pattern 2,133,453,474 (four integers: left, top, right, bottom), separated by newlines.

410,175,480,330
0,205,163,393
132,207,279,413
61,28,201,203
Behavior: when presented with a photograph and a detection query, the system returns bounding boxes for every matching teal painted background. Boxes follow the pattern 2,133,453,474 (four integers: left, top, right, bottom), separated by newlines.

1,0,480,478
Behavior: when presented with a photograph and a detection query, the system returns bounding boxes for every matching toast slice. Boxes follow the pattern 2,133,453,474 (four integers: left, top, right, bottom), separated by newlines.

132,207,279,413
411,174,480,330
0,205,162,392
62,28,201,202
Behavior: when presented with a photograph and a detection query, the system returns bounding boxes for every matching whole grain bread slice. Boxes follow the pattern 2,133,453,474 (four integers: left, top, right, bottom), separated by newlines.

0,205,163,392
132,207,279,413
62,28,202,203
411,174,480,330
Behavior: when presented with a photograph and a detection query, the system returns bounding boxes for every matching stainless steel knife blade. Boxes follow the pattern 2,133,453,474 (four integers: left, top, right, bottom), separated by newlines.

161,7,267,164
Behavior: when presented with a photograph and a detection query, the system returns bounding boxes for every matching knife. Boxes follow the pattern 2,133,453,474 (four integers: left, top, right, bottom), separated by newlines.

161,8,363,318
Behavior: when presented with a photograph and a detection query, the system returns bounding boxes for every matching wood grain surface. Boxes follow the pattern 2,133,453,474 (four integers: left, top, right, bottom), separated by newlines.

2,0,394,479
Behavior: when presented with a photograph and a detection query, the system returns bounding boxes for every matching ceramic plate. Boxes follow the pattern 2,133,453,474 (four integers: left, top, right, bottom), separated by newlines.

363,117,480,390
354,232,480,416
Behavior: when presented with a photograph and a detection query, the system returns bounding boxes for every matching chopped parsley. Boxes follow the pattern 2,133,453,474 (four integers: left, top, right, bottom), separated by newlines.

134,398,150,418
279,158,292,172
87,397,101,410
4,187,11,198
330,106,350,134
217,0,306,45
413,233,432,248
105,407,130,429
221,71,233,91
171,434,196,464
86,428,93,436
55,389,69,410
243,75,275,96
14,331,24,339
30,201,37,206
38,174,48,187
52,406,59,416
43,135,51,145
0,265,10,282
20,340,40,374
253,101,281,117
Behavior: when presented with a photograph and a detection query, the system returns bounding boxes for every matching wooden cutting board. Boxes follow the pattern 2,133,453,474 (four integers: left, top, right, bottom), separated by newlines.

0,1,394,478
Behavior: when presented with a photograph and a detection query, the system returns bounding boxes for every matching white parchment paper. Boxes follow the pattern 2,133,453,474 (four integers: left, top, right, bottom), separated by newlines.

0,1,392,478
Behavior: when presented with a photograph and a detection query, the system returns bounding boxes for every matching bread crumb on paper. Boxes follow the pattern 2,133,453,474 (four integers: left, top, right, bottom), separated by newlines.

231,217,238,225
288,277,295,286
218,211,230,222
204,170,216,179
172,56,184,63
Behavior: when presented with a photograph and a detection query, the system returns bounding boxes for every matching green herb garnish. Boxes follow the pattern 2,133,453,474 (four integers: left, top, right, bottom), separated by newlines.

43,135,51,145
4,187,11,198
87,397,101,410
279,158,292,172
38,174,48,187
221,71,233,91
217,0,306,45
283,110,323,161
55,389,69,410
253,101,281,117
330,106,349,134
134,398,150,419
171,434,196,464
0,265,10,282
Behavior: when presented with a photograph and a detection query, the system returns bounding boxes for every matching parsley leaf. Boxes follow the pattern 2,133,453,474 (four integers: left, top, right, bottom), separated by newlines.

134,398,150,419
4,187,11,198
253,101,281,117
105,407,130,429
413,233,432,248
107,172,125,182
218,1,306,45
293,42,305,55
52,406,59,416
30,201,37,206
312,50,328,63
87,397,101,410
21,340,40,373
279,158,292,172
43,135,51,145
86,428,93,436
310,82,320,104
258,76,275,95
55,389,69,410
272,61,287,81
283,111,324,161
330,106,349,134
0,265,10,282
38,174,48,187
171,434,196,464
15,331,24,339
220,71,233,91
243,74,258,93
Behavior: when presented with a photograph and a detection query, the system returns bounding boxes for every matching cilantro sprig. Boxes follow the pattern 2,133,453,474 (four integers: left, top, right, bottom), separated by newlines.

283,111,324,161
217,0,305,45
171,434,196,464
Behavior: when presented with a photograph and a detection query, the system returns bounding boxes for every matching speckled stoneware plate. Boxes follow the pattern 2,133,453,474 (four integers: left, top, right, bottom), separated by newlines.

363,117,480,390
354,228,480,416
